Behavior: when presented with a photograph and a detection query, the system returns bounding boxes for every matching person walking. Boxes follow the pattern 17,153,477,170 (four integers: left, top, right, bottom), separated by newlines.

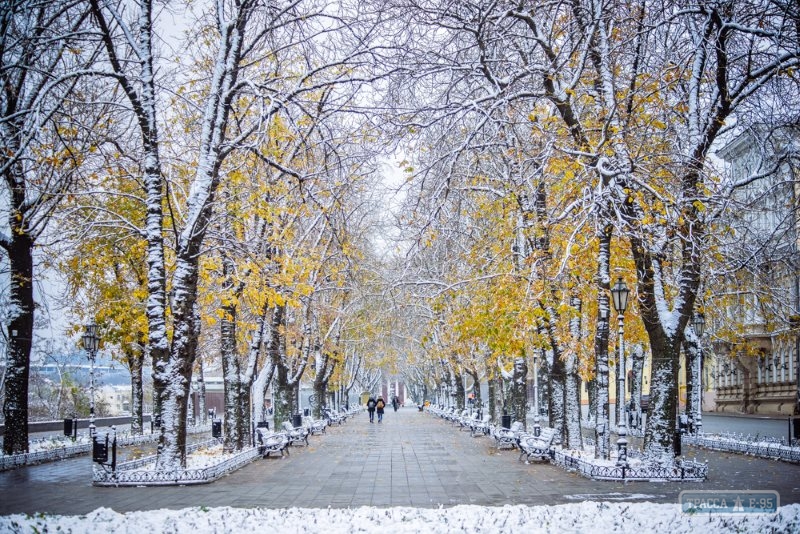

376,396,386,423
392,396,399,412
366,395,376,423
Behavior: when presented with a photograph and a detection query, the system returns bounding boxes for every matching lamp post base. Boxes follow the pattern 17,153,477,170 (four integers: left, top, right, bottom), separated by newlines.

616,423,629,467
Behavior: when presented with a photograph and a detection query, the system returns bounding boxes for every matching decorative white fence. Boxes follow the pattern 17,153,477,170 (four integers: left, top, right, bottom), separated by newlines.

550,449,708,481
0,442,92,471
92,438,260,486
0,423,211,471
683,433,800,463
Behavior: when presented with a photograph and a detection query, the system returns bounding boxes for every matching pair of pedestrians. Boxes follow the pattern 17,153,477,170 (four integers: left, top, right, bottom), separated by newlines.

366,395,386,423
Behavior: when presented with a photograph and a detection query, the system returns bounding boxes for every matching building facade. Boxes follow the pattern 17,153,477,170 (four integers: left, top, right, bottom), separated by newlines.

709,127,799,415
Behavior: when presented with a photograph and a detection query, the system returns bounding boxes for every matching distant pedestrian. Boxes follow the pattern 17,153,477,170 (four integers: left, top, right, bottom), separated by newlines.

376,396,386,422
367,395,376,423
392,396,399,412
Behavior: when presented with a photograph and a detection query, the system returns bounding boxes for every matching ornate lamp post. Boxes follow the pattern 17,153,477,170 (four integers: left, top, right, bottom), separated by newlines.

692,312,706,435
82,323,100,438
611,277,630,467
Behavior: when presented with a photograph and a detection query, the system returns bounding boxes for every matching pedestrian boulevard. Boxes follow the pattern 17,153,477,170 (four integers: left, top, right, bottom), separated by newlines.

1,407,799,515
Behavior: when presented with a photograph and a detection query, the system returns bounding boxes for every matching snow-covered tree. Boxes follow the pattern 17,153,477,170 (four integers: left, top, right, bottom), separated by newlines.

0,0,98,454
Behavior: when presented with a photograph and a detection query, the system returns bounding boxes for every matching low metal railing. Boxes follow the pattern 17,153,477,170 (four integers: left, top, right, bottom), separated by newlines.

92,439,260,486
550,449,708,481
683,433,800,463
0,423,212,471
0,443,92,471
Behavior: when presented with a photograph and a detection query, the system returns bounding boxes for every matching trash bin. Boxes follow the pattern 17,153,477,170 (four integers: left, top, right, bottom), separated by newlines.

292,414,303,428
93,435,108,463
63,418,73,437
256,421,269,430
678,413,688,433
303,408,309,417
673,430,682,456
212,420,222,438
501,415,512,429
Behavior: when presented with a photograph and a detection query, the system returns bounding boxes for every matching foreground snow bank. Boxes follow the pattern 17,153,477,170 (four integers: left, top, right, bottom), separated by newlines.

2,502,798,533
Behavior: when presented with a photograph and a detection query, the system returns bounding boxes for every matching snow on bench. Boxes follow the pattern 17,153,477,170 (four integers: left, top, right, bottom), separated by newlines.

492,421,524,449
281,421,310,446
518,428,557,462
256,429,290,458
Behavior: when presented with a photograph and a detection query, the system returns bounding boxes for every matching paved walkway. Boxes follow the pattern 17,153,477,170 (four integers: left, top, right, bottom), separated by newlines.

1,407,799,515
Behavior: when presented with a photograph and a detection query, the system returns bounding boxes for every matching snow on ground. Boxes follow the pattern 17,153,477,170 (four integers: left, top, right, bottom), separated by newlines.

1,502,798,533
138,443,240,471
24,434,92,453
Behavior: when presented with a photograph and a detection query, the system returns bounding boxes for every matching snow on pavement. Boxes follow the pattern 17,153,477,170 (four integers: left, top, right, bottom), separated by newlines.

1,502,798,533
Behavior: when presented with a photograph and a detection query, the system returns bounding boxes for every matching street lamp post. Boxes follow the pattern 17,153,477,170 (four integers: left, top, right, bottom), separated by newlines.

611,277,630,467
692,312,706,435
82,323,100,439
533,349,541,437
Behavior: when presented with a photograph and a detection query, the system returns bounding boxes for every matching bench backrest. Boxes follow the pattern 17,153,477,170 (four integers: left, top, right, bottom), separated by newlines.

281,421,295,432
538,428,556,442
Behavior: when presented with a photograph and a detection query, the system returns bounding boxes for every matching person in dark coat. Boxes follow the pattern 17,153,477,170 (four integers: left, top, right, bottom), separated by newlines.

376,396,386,422
366,395,376,423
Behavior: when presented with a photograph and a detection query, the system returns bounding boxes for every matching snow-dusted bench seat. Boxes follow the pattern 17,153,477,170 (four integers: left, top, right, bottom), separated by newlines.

281,421,310,446
256,429,290,457
322,408,345,425
518,427,556,461
469,415,492,436
306,418,327,435
459,411,478,431
492,421,524,449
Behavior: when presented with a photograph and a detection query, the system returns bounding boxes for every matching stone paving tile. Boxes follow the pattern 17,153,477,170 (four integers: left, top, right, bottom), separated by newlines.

2,407,800,515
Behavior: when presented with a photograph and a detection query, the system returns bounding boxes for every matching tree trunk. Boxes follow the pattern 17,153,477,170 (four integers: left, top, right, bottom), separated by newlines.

269,305,295,429
564,297,582,449
313,358,329,419
313,373,326,418
3,231,34,455
465,367,481,411
548,350,566,444
128,344,144,435
220,297,242,451
198,359,207,425
614,336,624,431
642,331,682,461
683,337,698,432
740,360,752,414
253,306,280,423
587,379,596,424
594,294,612,459
454,367,465,411
155,250,200,468
487,370,497,423
238,382,252,447
511,358,528,429
253,360,275,423
274,364,298,430
630,343,645,429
